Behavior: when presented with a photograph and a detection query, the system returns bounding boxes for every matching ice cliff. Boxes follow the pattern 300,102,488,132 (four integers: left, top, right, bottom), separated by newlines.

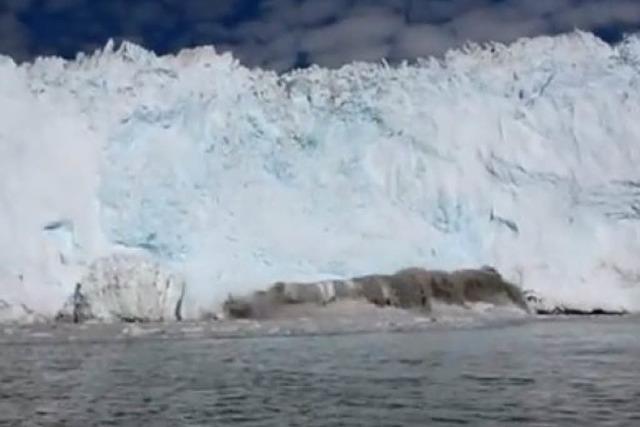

2,31,640,322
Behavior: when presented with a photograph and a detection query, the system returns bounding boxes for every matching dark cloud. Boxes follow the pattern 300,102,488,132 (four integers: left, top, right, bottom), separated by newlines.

406,0,489,23
300,8,403,54
0,0,639,70
392,24,458,59
0,13,31,61
180,0,238,21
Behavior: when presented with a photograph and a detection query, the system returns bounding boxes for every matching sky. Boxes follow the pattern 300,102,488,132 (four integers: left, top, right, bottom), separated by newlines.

1,0,639,71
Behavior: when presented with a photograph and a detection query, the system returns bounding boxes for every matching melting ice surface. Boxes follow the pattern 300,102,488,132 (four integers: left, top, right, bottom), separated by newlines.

2,31,640,322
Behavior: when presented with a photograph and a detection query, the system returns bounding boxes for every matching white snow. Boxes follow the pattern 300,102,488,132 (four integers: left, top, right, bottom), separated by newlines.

1,31,640,322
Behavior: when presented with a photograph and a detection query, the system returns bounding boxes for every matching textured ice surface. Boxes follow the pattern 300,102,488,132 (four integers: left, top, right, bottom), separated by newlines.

2,32,640,322
54,254,185,322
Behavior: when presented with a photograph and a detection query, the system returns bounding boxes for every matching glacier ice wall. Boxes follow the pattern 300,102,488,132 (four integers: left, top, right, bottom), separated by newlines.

2,31,640,321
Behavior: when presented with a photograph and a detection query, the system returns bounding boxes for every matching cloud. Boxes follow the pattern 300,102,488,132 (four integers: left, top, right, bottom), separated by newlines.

392,24,458,59
234,18,284,44
0,13,31,61
300,8,403,54
1,0,36,13
297,0,350,26
553,0,640,29
259,0,349,27
406,0,490,23
226,0,640,71
232,31,300,70
180,0,238,22
40,0,84,13
1,0,640,69
449,4,551,44
311,42,390,68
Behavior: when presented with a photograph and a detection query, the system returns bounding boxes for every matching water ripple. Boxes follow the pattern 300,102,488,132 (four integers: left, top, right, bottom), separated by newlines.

0,317,638,426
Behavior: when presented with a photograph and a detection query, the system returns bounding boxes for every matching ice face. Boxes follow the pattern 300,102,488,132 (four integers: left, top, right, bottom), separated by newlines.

1,31,640,321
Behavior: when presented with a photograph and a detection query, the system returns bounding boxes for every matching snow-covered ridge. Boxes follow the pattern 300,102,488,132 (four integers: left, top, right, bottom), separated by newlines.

1,31,640,322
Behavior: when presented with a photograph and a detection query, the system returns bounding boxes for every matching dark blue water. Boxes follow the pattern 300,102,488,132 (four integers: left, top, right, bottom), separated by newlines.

1,317,639,426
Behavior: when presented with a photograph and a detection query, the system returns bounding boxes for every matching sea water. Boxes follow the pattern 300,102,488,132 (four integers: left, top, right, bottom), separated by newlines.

1,316,638,426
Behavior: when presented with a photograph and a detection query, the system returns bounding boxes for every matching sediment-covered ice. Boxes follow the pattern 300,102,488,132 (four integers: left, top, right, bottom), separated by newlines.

221,266,529,320
1,31,640,322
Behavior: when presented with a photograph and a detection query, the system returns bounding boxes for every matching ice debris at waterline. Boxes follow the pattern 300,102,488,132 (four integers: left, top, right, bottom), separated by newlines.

48,265,627,324
523,291,627,316
54,255,185,323
2,31,640,323
223,266,529,319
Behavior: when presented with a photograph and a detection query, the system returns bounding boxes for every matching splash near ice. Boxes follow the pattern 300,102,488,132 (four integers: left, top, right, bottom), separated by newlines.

1,31,640,322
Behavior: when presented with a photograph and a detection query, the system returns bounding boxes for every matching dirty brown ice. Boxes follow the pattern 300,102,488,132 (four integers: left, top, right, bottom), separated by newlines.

223,266,530,319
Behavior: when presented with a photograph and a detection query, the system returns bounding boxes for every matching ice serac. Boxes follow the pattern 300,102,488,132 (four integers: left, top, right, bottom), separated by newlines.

1,31,640,322
55,254,185,322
